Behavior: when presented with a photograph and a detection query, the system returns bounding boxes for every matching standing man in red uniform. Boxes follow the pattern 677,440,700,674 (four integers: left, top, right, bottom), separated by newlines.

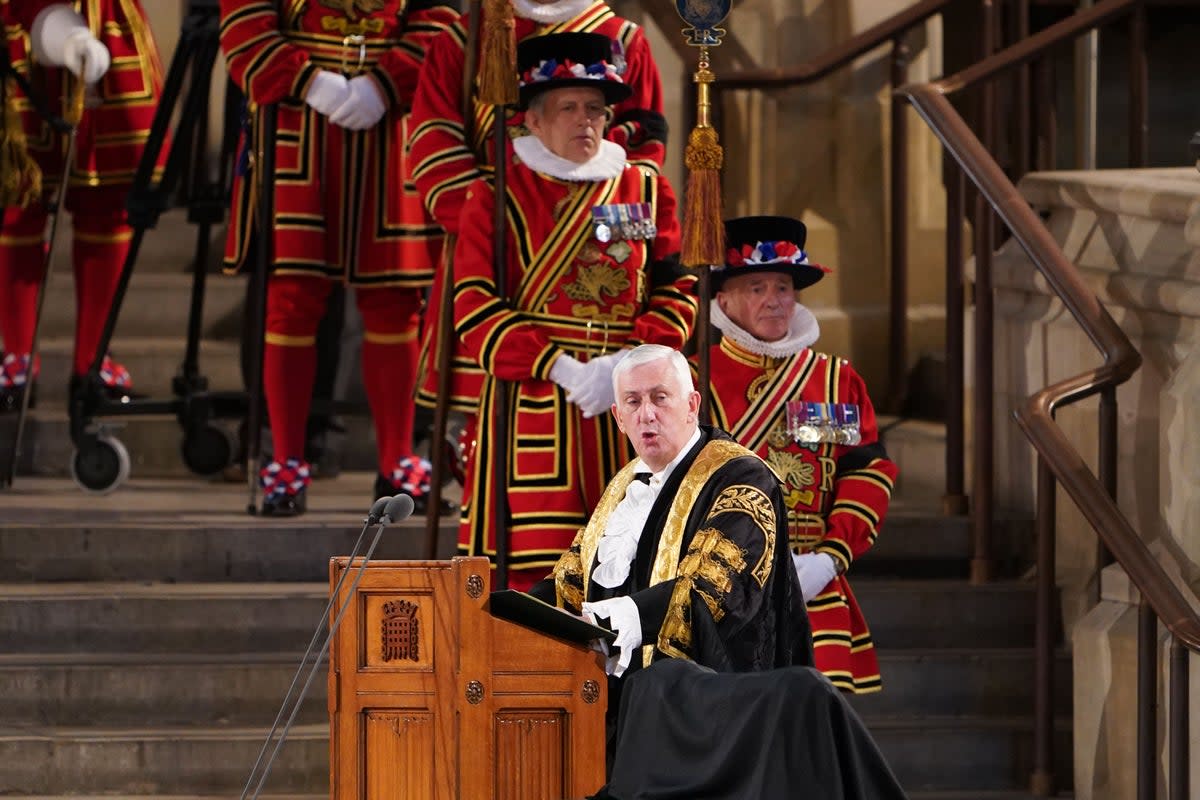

705,215,898,693
0,0,163,411
408,0,667,469
450,32,695,590
219,0,458,515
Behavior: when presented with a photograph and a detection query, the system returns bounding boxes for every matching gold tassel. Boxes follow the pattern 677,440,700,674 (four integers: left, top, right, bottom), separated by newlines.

0,75,42,208
477,0,518,107
680,60,724,268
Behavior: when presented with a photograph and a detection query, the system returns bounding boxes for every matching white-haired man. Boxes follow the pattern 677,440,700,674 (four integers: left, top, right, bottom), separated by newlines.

528,343,907,798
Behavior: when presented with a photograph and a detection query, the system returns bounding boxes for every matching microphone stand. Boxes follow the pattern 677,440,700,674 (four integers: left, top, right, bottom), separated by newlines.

238,493,415,799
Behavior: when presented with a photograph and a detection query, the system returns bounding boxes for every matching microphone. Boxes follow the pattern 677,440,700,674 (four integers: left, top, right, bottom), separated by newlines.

380,492,415,524
366,495,390,524
239,493,413,800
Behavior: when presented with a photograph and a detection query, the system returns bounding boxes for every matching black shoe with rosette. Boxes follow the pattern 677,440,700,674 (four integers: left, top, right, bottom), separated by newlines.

260,457,311,516
374,455,456,516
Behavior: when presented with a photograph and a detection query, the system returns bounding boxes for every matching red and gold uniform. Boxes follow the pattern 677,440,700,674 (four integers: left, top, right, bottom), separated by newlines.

409,0,666,413
218,0,457,508
452,147,696,591
707,336,897,693
0,0,163,387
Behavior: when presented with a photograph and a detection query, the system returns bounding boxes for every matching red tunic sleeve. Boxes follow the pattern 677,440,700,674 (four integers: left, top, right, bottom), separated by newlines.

451,177,560,382
812,365,898,572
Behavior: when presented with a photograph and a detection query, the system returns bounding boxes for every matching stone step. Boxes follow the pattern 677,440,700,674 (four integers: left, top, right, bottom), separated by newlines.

866,716,1072,792
0,653,325,727
0,508,458,584
0,577,1034,654
0,582,328,654
857,506,1034,578
878,415,948,506
37,271,245,341
22,337,243,405
0,723,326,796
849,647,1072,719
3,646,1071,730
853,579,1038,649
4,407,396,479
2,796,323,800
0,716,1068,796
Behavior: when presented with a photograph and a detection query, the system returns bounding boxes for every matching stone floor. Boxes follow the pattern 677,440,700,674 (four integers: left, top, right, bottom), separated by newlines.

0,472,462,525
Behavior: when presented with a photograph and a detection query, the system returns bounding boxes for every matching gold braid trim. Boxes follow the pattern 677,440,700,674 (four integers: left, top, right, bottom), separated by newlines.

0,75,41,207
551,529,586,613
707,484,776,588
658,527,746,659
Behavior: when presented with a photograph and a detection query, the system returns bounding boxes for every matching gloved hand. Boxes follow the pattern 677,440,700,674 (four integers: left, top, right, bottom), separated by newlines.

329,75,388,130
549,353,587,394
793,551,839,603
305,70,351,117
62,31,110,84
582,595,641,677
31,5,110,84
566,351,628,419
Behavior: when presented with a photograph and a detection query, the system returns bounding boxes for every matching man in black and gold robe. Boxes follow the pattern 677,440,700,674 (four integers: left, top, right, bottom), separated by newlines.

530,343,907,798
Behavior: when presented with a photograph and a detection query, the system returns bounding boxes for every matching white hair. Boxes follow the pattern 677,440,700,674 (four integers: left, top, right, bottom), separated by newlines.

612,344,694,399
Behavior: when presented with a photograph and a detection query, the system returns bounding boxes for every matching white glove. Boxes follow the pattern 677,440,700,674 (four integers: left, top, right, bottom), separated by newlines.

329,75,388,130
31,5,110,84
549,353,587,394
305,70,351,117
582,596,641,677
568,352,627,419
793,551,839,603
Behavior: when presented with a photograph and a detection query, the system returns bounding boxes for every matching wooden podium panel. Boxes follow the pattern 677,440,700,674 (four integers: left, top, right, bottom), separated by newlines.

328,557,607,800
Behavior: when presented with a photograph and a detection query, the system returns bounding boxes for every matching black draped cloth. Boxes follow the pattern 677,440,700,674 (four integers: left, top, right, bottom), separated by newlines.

592,658,909,800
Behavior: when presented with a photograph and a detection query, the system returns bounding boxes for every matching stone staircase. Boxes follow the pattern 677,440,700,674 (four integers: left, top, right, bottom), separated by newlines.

0,444,1070,799
0,212,1074,798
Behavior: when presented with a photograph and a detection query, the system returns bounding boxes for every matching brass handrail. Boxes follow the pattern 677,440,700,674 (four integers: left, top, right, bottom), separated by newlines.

902,0,1200,654
900,0,1199,795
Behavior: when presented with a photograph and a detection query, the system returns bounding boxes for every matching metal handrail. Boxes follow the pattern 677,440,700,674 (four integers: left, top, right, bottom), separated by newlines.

899,0,1199,795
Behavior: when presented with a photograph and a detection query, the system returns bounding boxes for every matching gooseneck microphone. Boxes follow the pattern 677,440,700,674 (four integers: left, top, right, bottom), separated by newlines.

239,493,416,800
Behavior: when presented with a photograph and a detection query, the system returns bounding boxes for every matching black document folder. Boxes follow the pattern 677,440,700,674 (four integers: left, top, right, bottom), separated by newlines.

488,590,616,644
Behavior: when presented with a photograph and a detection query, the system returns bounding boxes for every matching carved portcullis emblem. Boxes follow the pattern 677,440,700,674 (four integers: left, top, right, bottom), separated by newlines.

381,599,419,662
582,679,600,704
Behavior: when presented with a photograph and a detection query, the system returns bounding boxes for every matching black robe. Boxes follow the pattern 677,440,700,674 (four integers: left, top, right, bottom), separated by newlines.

534,427,905,798
532,427,813,766
595,658,909,799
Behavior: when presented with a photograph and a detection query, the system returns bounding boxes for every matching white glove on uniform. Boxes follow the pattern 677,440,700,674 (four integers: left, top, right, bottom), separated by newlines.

582,595,641,677
567,350,628,419
793,551,840,603
329,75,388,130
305,70,351,117
31,5,110,85
549,353,587,393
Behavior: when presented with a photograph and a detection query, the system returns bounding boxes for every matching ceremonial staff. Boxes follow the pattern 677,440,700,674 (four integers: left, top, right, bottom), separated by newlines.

477,0,518,589
675,0,731,420
423,0,483,554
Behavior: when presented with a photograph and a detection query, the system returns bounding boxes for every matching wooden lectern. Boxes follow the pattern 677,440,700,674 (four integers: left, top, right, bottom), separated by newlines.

327,557,608,799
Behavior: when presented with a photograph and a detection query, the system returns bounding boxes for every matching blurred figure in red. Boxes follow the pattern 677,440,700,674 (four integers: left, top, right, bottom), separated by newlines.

0,0,164,411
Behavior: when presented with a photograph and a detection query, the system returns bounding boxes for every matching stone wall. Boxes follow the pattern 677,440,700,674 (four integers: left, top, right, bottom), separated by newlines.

985,168,1200,798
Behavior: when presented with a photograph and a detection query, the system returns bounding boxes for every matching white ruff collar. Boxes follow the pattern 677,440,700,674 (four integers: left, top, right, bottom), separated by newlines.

512,0,598,24
513,135,625,181
711,301,820,358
